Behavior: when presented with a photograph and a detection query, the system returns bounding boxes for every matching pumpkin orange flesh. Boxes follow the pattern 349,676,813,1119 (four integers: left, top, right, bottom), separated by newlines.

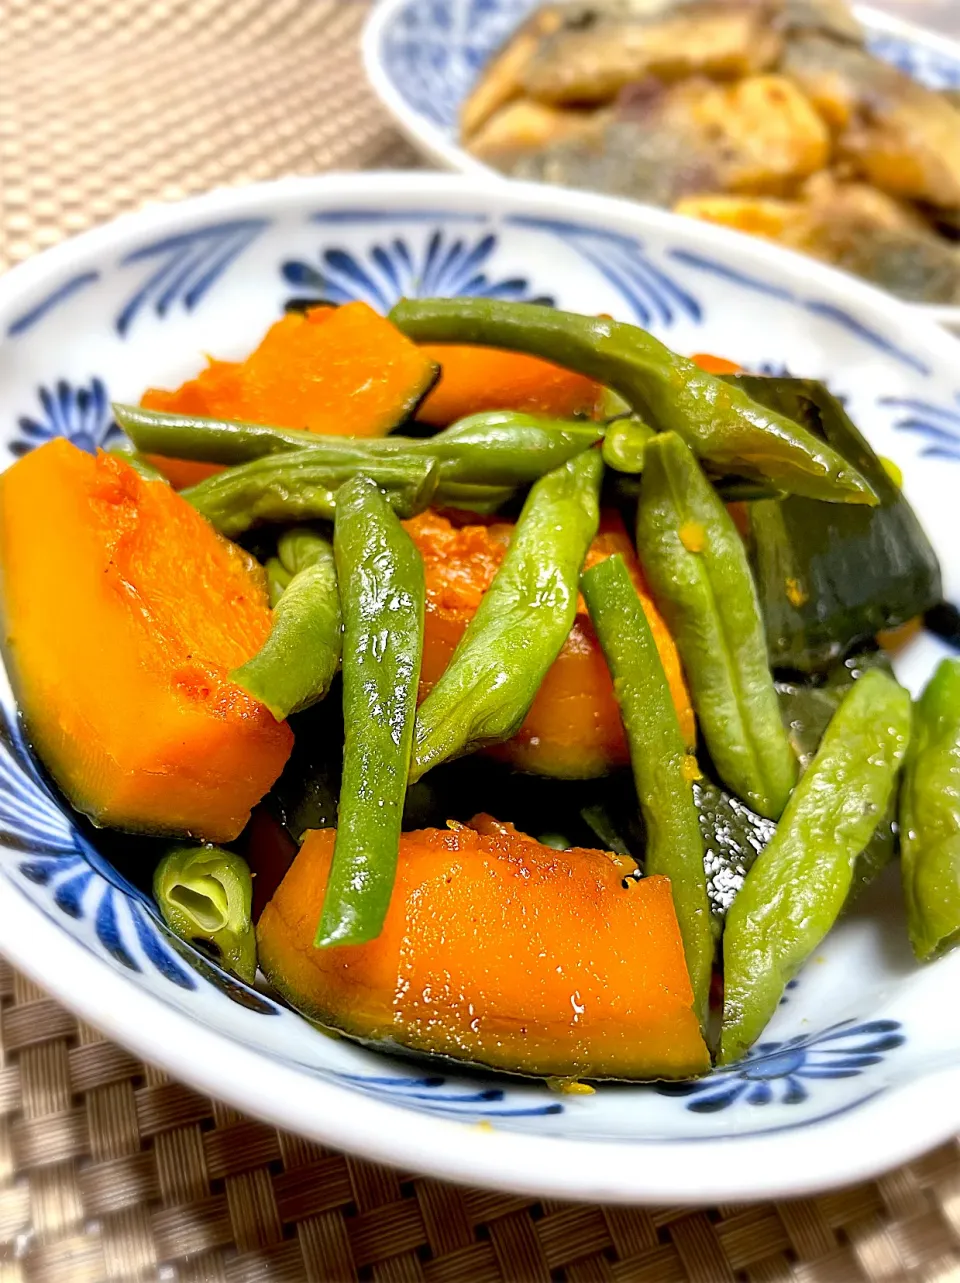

140,303,439,486
405,509,695,778
257,826,710,1080
691,353,744,375
416,343,603,426
0,440,293,840
142,357,245,486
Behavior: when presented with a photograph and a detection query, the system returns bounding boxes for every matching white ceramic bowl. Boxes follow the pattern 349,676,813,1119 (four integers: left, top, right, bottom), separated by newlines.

0,172,959,1204
363,0,960,332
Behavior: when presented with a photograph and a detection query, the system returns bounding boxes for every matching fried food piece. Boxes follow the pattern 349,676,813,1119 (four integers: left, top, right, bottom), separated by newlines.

676,193,810,241
521,7,783,105
463,0,864,123
683,74,830,194
678,176,960,303
794,175,960,301
784,33,960,207
461,6,565,138
499,74,829,199
467,99,602,165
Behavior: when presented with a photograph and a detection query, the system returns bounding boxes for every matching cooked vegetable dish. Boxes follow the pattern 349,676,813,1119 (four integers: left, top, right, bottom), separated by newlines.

460,0,960,305
1,296,955,1083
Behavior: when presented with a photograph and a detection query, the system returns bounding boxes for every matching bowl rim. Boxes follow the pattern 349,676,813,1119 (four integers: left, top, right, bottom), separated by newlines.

2,169,960,1204
360,0,960,330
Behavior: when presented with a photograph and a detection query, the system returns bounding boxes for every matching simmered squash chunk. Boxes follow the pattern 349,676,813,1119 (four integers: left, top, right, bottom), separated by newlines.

406,509,694,777
416,343,603,426
0,440,293,840
142,302,440,485
258,825,710,1080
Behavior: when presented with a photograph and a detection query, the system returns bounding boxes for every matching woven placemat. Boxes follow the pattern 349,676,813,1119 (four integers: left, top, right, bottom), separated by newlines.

3,2,960,1280
0,0,419,269
1,958,960,1282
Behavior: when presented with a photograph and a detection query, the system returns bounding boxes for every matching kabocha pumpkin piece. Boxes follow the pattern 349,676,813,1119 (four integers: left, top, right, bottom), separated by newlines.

237,305,439,435
143,357,245,420
143,357,243,487
416,343,603,426
257,825,711,1080
146,455,224,489
406,508,693,777
739,376,942,673
0,440,293,841
140,302,439,486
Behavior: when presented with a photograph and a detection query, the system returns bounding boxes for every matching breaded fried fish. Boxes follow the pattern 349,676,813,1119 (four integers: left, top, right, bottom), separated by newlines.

784,33,960,208
678,175,960,302
497,74,830,200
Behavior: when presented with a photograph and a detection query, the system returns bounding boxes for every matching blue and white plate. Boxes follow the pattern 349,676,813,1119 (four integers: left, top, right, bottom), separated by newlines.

0,172,958,1203
363,0,960,331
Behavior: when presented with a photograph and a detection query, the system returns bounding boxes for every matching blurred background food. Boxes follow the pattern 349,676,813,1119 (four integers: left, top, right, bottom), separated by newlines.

461,0,960,304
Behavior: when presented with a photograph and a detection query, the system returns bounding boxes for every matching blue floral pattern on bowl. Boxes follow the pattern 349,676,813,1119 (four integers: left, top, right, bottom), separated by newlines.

12,378,120,459
115,219,270,337
506,215,700,328
879,394,960,462
379,0,531,129
283,224,553,312
333,1072,565,1119
656,1021,906,1112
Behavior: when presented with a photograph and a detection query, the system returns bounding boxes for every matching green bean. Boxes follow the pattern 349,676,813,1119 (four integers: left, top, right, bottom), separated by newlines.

712,478,785,502
114,402,359,463
901,658,960,961
264,556,292,608
636,433,797,819
315,476,424,948
426,411,602,485
434,480,518,514
596,388,632,420
276,527,326,575
720,669,911,1063
581,554,712,1025
154,846,256,983
388,299,877,505
601,416,656,474
232,530,341,721
182,452,438,537
107,444,167,483
114,403,601,487
411,449,602,782
579,804,633,857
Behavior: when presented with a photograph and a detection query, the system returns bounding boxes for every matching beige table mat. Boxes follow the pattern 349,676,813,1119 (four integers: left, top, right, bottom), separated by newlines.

2,2,960,1280
0,0,419,269
1,955,960,1283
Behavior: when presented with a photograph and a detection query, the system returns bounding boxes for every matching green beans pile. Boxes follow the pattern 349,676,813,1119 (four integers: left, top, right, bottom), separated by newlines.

133,297,953,1073
389,299,878,505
